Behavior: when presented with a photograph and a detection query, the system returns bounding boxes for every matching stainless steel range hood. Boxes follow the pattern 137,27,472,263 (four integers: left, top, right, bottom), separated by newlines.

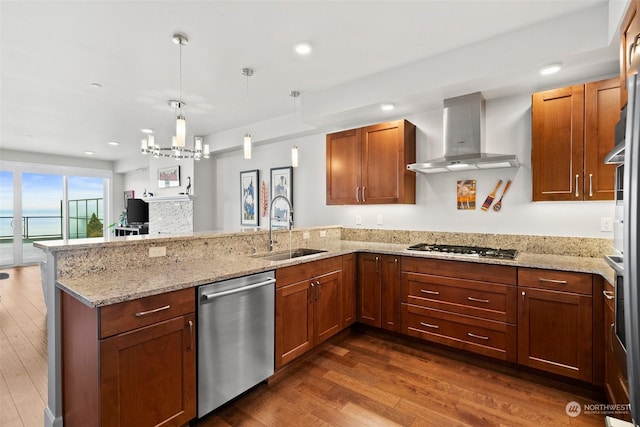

407,92,519,174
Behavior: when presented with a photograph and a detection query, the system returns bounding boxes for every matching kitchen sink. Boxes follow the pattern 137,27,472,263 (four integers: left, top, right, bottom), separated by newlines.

253,248,327,261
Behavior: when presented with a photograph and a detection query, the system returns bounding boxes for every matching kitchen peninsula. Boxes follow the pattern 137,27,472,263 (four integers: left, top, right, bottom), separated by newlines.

36,227,614,427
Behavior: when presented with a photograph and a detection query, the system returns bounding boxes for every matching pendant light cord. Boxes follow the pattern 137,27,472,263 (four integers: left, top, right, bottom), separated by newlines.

179,41,183,115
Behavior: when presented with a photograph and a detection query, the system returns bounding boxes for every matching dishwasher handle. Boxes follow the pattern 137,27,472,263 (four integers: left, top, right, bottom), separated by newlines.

201,278,276,301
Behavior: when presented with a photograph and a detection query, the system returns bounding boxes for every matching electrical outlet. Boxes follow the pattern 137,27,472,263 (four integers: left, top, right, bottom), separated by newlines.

149,246,166,257
600,217,613,232
303,231,310,240
355,215,362,225
319,230,327,238
377,214,383,225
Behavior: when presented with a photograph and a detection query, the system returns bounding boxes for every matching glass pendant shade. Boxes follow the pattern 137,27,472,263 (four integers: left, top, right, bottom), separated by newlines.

176,115,186,147
291,146,299,167
244,133,252,159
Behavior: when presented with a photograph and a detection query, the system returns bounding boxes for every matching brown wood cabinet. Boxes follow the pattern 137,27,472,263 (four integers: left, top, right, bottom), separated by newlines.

326,119,416,205
400,257,518,362
275,256,343,369
603,283,632,419
621,0,640,107
356,253,400,331
61,288,196,427
518,268,593,382
342,253,357,328
531,78,619,201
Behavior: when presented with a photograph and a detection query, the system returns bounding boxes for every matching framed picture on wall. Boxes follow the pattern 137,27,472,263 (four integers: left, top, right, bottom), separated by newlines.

240,169,259,226
158,166,180,188
270,166,293,228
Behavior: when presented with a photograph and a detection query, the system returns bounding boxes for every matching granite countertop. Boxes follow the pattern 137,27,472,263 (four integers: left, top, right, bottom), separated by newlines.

56,240,614,308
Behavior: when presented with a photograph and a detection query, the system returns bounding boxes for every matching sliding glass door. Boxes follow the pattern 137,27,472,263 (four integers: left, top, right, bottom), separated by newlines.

0,161,112,268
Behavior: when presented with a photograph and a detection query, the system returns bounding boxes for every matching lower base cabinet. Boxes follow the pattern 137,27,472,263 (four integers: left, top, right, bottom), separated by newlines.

275,256,344,369
357,253,400,331
61,288,196,427
517,268,594,382
400,257,518,362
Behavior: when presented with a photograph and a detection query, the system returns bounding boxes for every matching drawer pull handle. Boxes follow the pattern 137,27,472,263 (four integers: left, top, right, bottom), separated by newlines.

467,332,489,340
188,320,194,350
603,290,614,300
419,321,439,329
420,289,440,295
467,296,490,303
575,174,579,198
538,278,567,285
135,304,171,317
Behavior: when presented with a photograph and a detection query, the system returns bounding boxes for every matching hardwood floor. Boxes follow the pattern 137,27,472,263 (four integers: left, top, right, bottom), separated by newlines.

1,266,608,427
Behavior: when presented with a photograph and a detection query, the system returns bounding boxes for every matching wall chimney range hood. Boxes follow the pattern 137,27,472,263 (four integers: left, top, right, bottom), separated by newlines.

407,92,519,174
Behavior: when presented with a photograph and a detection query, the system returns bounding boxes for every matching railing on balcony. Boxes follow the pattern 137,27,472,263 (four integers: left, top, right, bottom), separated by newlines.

0,198,104,242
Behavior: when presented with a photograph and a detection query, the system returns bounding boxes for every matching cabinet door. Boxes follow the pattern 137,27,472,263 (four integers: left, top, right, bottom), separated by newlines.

357,253,381,327
275,280,314,369
326,128,362,204
314,270,342,345
380,256,401,332
100,314,196,427
342,253,357,328
585,78,619,201
361,120,416,204
621,0,640,107
532,85,585,201
518,287,593,382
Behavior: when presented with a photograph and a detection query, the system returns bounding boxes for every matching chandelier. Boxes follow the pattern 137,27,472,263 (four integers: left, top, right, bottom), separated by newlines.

140,33,210,160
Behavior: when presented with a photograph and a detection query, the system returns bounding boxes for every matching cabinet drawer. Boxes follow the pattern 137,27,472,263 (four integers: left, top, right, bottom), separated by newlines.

518,268,592,295
100,288,195,338
402,257,517,285
403,272,517,324
402,303,516,362
276,256,342,288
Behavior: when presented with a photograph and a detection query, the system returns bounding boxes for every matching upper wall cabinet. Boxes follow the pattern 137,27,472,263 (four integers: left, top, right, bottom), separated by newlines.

326,119,416,205
621,0,640,108
531,78,619,201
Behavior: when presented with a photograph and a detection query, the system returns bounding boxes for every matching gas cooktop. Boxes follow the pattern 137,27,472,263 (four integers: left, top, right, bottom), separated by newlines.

406,243,518,260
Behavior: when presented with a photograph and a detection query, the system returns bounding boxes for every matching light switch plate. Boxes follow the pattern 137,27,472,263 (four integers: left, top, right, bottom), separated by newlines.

355,215,362,225
303,231,310,239
601,217,613,232
377,214,383,225
319,230,327,237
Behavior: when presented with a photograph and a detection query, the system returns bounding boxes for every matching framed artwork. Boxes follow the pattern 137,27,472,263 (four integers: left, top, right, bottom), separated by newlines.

240,169,259,226
123,190,134,206
158,165,180,188
457,179,476,210
270,166,293,228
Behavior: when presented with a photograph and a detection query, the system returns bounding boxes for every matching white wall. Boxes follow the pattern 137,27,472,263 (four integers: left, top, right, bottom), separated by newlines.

211,92,615,238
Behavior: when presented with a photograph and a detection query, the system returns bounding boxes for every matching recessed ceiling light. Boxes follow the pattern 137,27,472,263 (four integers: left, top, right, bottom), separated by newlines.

90,82,102,88
381,103,395,111
85,151,95,155
294,42,312,55
539,63,562,75
141,128,154,134
108,141,119,146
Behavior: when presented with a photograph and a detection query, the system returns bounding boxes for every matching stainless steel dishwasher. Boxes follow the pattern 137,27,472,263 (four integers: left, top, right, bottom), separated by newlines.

197,270,275,418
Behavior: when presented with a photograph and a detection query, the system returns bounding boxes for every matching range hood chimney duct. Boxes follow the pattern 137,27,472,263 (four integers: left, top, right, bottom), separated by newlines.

407,92,519,173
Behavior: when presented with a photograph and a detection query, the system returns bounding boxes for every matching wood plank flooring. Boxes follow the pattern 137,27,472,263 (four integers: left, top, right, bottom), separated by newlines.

1,266,608,427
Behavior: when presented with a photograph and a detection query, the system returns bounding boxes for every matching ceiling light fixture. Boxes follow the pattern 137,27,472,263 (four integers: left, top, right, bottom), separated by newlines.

290,90,300,168
242,67,254,159
85,151,95,155
173,33,188,147
381,103,395,111
139,33,210,160
108,141,119,146
539,63,562,75
294,42,312,55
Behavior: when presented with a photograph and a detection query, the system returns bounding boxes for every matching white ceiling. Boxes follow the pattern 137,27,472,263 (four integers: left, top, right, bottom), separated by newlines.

0,0,624,168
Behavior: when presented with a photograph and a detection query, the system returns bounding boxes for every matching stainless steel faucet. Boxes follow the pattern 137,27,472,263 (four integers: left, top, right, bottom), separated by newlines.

268,195,293,252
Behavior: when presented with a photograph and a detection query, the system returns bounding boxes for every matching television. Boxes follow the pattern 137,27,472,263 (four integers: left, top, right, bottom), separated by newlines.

126,198,149,225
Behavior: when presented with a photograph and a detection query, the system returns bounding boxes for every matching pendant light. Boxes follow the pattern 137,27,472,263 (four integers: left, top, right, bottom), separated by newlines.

139,32,210,160
290,90,300,167
242,67,254,159
173,33,188,148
